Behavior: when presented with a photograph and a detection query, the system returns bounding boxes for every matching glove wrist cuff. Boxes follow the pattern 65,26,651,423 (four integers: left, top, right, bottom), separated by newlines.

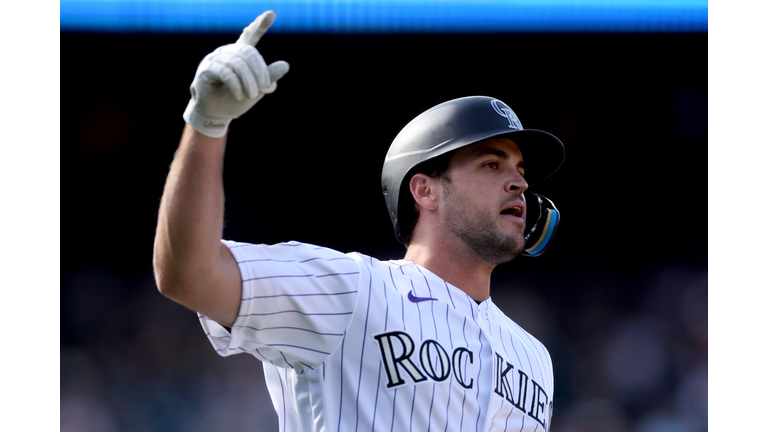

183,100,232,138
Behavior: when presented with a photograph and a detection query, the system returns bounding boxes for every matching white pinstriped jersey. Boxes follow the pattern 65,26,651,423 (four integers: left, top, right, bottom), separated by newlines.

200,241,555,432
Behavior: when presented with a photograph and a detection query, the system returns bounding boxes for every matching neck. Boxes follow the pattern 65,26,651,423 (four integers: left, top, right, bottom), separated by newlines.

404,240,496,302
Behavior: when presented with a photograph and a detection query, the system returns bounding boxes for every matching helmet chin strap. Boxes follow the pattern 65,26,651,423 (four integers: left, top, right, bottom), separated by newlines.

522,190,560,257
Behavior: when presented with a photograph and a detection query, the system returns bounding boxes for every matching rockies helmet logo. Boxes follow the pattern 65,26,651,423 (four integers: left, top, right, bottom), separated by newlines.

491,99,522,130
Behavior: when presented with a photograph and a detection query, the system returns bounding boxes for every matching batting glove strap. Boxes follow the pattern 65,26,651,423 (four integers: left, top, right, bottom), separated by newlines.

183,99,233,138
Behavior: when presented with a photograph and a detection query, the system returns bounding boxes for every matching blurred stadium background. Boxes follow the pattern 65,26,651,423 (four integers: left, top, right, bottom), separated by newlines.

60,1,707,431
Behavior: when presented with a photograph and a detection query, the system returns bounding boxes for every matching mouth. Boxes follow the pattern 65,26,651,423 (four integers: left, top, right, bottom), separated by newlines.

500,203,525,219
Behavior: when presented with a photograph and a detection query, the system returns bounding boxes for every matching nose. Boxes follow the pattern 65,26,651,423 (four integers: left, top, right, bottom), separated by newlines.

506,171,528,194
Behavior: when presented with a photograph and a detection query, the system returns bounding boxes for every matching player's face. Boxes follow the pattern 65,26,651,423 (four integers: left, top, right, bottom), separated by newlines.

438,138,528,264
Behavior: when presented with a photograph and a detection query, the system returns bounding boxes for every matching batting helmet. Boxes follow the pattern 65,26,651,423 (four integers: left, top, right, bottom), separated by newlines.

381,96,565,256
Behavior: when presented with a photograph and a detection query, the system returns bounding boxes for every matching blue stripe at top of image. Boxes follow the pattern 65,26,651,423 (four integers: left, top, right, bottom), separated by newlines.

60,0,708,33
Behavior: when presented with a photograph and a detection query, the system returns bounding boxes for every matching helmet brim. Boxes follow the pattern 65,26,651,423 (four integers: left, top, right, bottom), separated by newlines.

492,129,565,186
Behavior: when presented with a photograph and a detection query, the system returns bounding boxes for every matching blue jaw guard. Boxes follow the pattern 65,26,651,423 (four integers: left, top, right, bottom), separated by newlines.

522,191,560,257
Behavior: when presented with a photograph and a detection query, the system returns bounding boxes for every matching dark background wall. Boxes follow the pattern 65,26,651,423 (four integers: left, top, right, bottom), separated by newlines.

60,29,707,432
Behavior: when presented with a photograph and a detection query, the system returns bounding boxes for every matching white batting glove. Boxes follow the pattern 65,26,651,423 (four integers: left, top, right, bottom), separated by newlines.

183,10,290,138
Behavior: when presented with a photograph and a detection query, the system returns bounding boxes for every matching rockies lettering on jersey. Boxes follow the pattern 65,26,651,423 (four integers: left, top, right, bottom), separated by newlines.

199,240,555,432
375,331,550,430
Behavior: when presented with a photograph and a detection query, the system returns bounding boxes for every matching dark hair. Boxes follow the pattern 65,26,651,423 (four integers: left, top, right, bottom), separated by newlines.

396,150,456,246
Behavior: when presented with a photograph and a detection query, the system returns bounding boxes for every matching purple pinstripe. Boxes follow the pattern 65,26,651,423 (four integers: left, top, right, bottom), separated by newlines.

459,317,469,431
242,290,357,301
415,265,433,294
237,324,344,336
472,297,484,432
474,331,485,432
371,362,382,432
237,256,354,264
317,272,360,278
409,386,417,432
275,365,287,432
278,351,294,368
443,303,454,432
426,274,439,432
239,310,352,317
353,269,374,432
253,348,269,362
444,281,456,308
504,407,514,431
337,330,347,431
267,344,330,356
412,280,424,342
427,383,436,432
243,271,359,282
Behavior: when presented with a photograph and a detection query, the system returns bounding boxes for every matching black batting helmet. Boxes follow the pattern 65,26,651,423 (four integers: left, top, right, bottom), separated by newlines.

381,96,565,255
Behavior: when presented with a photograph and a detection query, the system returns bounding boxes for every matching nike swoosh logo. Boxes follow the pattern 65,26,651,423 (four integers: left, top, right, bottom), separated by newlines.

408,291,437,303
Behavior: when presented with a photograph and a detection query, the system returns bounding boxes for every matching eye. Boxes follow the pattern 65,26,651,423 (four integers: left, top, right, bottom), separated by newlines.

485,161,500,169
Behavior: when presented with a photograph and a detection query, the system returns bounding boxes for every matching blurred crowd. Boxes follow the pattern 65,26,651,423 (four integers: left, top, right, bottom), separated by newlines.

60,257,706,432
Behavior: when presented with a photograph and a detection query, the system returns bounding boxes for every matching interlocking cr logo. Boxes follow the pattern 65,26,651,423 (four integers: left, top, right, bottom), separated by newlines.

491,99,523,130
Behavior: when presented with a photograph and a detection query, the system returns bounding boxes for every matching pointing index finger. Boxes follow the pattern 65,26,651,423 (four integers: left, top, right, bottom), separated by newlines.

236,10,276,46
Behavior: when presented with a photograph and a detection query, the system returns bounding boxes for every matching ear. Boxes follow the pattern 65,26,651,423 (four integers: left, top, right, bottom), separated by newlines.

409,173,438,211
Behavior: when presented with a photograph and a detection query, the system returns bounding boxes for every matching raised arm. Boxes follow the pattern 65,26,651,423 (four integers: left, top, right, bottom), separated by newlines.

153,11,289,327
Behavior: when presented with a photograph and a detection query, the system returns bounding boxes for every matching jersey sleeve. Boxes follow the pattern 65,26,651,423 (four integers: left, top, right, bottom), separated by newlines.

199,240,361,371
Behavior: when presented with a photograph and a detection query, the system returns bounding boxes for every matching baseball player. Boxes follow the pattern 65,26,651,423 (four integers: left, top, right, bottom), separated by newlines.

153,10,565,432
